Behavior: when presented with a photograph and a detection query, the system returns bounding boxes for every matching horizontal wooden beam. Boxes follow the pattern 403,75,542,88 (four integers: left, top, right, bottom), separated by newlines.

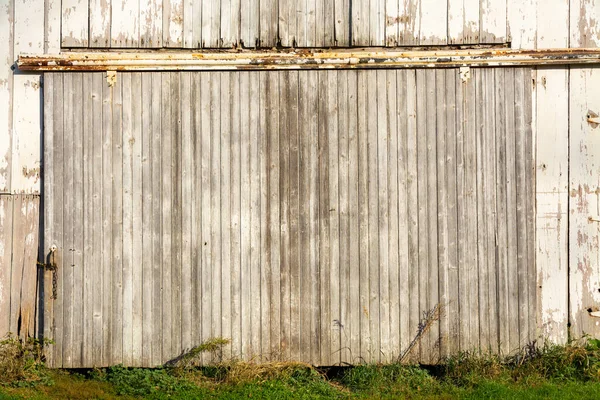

18,48,600,71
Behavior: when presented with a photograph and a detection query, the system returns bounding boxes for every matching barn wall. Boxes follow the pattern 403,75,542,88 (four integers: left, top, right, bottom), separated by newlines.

43,68,535,368
2,0,600,364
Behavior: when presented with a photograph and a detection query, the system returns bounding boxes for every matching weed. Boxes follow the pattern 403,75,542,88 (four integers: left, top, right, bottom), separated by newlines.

103,365,196,396
0,334,53,387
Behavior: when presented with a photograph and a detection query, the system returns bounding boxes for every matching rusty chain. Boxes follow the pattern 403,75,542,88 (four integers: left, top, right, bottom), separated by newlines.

37,249,58,300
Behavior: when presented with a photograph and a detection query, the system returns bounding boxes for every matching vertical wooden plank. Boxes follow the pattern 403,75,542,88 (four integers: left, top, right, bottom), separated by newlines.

465,68,479,352
475,69,491,352
73,73,84,367
436,69,449,359
89,0,111,46
121,73,134,366
191,72,201,356
337,70,351,363
536,0,569,345
328,71,341,364
210,72,222,356
507,0,535,49
160,72,172,362
347,71,360,364
180,72,193,356
249,73,261,357
570,0,600,47
170,72,182,359
307,70,320,364
448,0,480,44
396,70,411,358
111,0,140,46
260,0,278,46
51,73,64,367
535,68,569,344
0,0,13,194
416,69,429,362
230,72,242,359
425,69,439,362
42,73,54,364
405,69,420,362
399,0,419,45
100,72,113,366
494,68,510,355
367,71,380,363
445,69,459,356
60,73,74,367
0,196,12,337
386,69,400,361
163,0,184,46
240,0,259,47
192,0,202,47
150,72,163,366
82,74,93,365
368,0,385,45
318,72,331,365
351,0,369,45
524,68,536,345
288,71,301,362
9,195,39,339
480,0,507,43
89,74,103,366
9,195,23,336
269,73,281,360
141,73,153,367
239,72,251,358
456,68,469,353
219,72,232,360
376,70,390,363
514,68,529,347
420,0,448,45
46,0,62,53
12,0,43,194
503,68,519,352
279,71,291,360
485,69,499,353
222,0,241,47
385,0,399,46
357,70,371,363
133,73,144,366
61,0,88,46
279,0,290,46
201,0,221,47
140,0,163,47
335,0,349,45
200,72,212,363
182,0,193,47
259,71,270,359
298,71,310,362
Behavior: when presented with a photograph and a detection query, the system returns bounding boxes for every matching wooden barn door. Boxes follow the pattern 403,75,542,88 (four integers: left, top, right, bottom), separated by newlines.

42,69,534,368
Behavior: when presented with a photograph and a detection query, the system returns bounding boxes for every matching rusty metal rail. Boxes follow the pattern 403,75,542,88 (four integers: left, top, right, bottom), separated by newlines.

17,48,600,71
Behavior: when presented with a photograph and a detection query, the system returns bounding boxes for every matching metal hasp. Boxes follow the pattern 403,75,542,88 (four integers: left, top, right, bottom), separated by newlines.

17,48,600,71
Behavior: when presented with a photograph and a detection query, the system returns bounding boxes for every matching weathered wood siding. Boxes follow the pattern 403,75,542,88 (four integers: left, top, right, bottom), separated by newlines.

0,0,59,340
61,0,514,48
0,194,40,339
43,68,534,367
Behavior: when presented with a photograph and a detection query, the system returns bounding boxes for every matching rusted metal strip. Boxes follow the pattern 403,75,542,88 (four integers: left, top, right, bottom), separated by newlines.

18,48,600,71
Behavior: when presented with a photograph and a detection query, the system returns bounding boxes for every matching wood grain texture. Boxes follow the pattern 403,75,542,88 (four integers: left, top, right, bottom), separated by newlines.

42,69,535,367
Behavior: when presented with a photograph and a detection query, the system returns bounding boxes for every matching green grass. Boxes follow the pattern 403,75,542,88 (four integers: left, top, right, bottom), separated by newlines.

4,338,600,399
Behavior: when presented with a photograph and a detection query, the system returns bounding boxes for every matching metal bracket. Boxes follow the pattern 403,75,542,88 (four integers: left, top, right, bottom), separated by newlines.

459,66,471,83
587,110,600,127
106,71,117,87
